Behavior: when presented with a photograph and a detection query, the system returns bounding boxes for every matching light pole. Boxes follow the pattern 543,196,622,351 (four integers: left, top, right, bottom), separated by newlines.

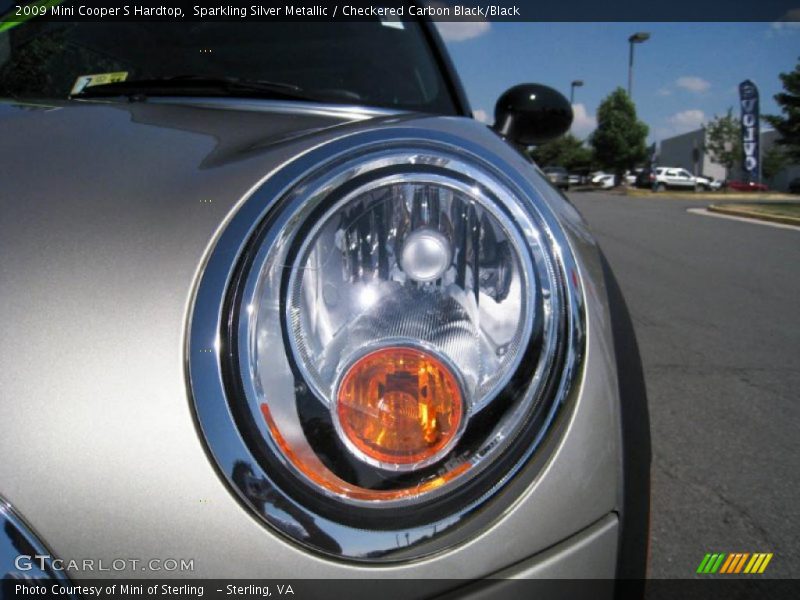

570,79,584,104
627,32,650,98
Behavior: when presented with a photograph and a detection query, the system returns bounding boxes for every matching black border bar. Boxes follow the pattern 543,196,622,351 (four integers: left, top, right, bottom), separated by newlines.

1,0,799,23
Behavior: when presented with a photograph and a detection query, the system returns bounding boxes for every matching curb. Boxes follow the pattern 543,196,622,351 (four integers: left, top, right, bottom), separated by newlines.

707,204,800,227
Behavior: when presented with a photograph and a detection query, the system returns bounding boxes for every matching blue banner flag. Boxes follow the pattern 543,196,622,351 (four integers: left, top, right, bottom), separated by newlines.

739,80,760,182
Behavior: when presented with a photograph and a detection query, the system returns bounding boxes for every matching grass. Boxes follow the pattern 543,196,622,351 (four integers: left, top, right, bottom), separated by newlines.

728,203,800,219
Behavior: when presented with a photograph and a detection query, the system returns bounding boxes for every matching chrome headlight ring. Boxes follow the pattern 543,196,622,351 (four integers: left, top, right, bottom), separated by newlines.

188,127,585,561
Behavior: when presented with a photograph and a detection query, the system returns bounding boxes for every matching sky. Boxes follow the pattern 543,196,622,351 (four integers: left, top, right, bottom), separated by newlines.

438,21,799,144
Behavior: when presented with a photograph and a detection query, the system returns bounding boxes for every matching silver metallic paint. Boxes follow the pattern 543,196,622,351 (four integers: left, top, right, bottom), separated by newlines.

466,514,618,585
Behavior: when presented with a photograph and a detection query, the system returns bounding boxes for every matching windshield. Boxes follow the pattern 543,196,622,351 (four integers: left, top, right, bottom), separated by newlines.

0,20,458,113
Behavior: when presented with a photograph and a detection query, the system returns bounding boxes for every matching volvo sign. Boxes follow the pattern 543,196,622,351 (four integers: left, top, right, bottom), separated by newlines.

739,79,760,181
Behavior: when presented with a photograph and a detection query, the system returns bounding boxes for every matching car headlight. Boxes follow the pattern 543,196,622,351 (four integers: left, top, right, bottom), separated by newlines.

190,131,584,560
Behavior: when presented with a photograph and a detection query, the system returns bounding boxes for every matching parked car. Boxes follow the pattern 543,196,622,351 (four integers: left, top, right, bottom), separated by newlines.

0,18,649,589
698,174,723,191
543,166,570,190
590,171,612,184
789,177,800,194
634,167,655,189
625,169,642,185
726,180,769,192
568,172,590,186
651,167,713,192
594,174,616,189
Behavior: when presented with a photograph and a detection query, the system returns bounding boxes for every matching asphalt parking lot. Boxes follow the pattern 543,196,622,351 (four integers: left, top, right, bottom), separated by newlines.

569,192,800,578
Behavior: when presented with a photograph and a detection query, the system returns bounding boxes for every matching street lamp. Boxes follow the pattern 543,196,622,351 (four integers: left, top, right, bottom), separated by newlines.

627,32,650,98
570,79,584,104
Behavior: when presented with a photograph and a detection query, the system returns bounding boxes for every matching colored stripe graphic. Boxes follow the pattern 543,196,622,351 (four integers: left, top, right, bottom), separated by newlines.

743,553,773,574
698,553,726,573
728,553,743,573
697,553,712,573
702,554,719,573
719,554,736,573
758,553,773,573
735,553,750,573
720,553,738,573
736,552,750,573
744,554,760,573
703,552,774,574
711,554,725,573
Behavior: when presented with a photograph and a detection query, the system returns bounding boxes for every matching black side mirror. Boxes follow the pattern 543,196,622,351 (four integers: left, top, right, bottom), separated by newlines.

493,84,573,146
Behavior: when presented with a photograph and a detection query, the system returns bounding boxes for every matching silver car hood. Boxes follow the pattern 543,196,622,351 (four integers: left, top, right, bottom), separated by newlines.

0,96,406,174
0,99,621,580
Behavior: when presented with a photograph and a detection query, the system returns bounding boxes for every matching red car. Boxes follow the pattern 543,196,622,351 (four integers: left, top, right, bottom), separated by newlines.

726,180,769,192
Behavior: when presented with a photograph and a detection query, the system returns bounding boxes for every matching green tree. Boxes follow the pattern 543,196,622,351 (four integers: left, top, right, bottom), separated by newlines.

529,133,593,171
589,88,649,181
761,146,788,184
704,109,742,180
764,58,800,162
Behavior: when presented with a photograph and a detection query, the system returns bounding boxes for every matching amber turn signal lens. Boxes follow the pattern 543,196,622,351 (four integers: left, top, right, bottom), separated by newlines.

336,347,464,468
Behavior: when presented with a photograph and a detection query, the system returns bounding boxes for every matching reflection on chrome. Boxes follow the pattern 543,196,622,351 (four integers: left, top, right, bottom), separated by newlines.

231,461,341,555
1,497,76,596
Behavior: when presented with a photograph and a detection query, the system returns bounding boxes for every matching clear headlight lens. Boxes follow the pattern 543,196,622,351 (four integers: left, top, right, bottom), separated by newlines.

237,151,564,507
285,175,533,470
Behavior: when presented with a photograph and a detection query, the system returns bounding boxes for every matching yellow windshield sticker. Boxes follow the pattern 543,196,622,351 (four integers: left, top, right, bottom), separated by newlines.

70,72,128,95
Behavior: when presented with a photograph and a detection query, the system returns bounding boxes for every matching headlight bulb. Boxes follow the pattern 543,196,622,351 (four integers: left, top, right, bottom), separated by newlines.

400,228,452,283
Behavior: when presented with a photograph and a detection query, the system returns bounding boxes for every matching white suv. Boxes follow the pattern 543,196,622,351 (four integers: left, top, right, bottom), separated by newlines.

652,167,714,192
